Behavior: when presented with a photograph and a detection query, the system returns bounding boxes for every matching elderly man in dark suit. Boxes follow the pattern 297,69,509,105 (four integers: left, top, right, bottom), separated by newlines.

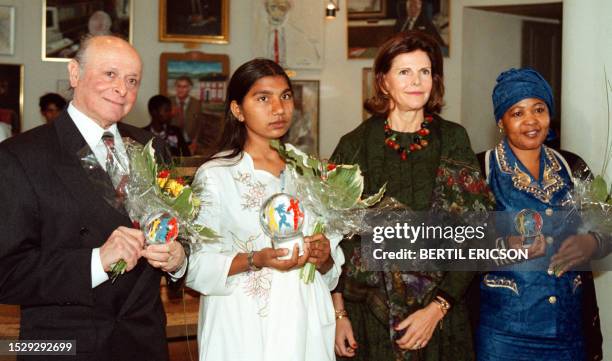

0,35,186,361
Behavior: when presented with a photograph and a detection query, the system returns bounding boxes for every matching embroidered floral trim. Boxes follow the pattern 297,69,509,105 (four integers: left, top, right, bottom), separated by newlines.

483,273,519,295
234,171,267,210
495,141,565,203
230,232,272,317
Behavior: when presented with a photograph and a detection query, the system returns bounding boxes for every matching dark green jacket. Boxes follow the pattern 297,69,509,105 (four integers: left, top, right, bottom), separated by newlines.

332,115,493,361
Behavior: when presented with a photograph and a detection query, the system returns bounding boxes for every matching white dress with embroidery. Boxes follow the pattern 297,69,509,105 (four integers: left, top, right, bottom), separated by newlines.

186,152,344,361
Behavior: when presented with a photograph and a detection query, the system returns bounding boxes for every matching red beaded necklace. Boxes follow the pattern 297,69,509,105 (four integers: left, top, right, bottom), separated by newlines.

384,115,433,160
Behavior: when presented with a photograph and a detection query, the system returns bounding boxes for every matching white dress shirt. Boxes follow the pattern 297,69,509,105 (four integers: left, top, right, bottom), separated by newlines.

68,103,186,287
69,103,124,288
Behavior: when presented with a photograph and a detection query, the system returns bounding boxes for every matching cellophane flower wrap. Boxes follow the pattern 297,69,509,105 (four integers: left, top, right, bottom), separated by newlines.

106,138,219,281
570,75,612,235
270,140,388,283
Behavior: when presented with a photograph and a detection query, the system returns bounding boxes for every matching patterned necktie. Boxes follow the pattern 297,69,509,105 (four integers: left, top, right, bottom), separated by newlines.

101,131,127,198
101,131,116,173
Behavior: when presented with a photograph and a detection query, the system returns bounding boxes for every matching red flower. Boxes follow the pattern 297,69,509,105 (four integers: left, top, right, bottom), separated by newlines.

176,177,185,185
327,163,337,171
158,169,170,178
447,177,454,186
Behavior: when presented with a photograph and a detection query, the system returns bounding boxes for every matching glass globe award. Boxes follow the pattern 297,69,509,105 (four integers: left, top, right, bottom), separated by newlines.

143,211,179,245
514,209,543,248
260,193,306,260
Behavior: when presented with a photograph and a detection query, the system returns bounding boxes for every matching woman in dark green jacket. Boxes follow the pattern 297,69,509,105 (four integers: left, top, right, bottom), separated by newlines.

331,31,494,361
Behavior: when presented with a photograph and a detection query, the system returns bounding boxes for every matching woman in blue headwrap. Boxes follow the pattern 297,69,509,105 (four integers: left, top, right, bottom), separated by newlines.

476,68,607,361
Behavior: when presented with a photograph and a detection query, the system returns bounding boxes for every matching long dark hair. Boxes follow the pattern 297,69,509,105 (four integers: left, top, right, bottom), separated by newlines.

365,30,444,116
206,58,292,163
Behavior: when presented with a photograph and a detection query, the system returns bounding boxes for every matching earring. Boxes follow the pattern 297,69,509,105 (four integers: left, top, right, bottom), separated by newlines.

498,127,504,134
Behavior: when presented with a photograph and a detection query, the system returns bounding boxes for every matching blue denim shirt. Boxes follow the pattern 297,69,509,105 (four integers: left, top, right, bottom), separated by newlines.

480,139,583,341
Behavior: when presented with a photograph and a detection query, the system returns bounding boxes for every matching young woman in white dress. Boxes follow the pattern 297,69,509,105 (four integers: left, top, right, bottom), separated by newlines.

186,58,344,361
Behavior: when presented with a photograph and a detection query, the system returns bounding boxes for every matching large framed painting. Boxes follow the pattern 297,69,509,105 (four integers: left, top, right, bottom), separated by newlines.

348,0,450,59
160,52,230,116
159,0,229,44
362,67,374,121
42,0,132,61
0,6,15,55
252,0,325,69
0,64,23,135
284,80,320,156
348,0,387,19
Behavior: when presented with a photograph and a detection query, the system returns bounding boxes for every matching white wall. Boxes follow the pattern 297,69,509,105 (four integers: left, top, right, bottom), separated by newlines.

460,8,523,153
563,0,612,356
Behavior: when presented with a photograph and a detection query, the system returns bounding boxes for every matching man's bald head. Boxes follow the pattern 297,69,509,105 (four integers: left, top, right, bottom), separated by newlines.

68,35,142,128
74,35,141,72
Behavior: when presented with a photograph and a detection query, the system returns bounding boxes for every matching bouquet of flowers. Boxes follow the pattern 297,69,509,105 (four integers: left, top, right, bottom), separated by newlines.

105,138,218,282
270,140,387,283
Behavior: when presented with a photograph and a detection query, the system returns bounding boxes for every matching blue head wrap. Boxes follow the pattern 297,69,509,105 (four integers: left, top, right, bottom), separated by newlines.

492,68,554,123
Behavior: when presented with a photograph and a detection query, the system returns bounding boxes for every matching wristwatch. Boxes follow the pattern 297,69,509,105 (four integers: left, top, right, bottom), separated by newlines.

247,251,261,272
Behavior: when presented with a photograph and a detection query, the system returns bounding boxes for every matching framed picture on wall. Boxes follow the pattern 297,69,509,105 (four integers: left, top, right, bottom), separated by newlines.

348,0,450,59
0,6,15,55
160,51,230,116
42,0,132,61
362,67,374,121
348,0,387,20
0,64,23,135
283,80,320,156
159,0,229,44
252,0,325,69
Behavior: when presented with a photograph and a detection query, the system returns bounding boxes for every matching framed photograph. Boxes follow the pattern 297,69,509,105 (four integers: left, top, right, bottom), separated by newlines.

362,67,374,121
348,0,387,20
160,52,230,116
0,64,24,135
284,80,320,156
42,0,133,61
348,0,450,59
159,0,229,44
0,6,15,55
252,0,324,69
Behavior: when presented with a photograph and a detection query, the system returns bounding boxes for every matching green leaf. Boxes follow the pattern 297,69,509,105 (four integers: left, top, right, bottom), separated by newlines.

360,183,387,207
590,175,609,202
272,141,323,177
312,221,325,234
143,140,158,180
193,224,221,240
326,165,364,208
170,187,196,220
271,141,384,210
